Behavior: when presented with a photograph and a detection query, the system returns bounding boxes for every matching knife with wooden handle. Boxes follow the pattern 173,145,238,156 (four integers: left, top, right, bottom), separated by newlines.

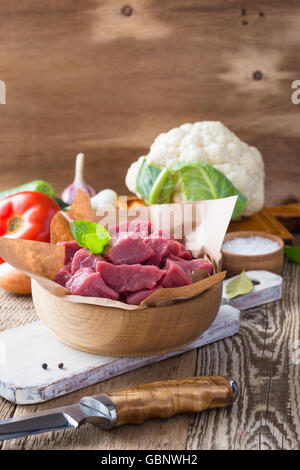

0,376,237,440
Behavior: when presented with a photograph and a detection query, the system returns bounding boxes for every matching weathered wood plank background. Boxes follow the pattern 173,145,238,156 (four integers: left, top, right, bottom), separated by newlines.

0,0,299,450
0,0,299,205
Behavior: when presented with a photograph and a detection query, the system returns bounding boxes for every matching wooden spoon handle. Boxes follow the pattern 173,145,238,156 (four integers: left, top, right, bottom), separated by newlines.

107,376,236,427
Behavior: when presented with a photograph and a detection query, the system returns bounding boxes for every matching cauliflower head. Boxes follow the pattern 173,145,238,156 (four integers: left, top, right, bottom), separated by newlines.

126,121,264,216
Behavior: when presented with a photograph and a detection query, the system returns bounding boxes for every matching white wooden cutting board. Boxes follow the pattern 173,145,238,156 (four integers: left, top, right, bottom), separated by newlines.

0,270,282,405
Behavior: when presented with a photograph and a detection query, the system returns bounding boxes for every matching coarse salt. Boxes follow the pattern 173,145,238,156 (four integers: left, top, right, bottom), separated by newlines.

222,236,280,255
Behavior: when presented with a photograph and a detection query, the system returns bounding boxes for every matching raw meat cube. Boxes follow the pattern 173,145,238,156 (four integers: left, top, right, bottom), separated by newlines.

160,259,192,288
109,220,152,238
65,267,93,291
57,240,81,263
66,267,119,299
149,229,178,240
126,286,163,305
180,250,192,260
54,263,72,287
71,248,104,274
104,232,154,265
147,230,190,258
167,254,213,276
96,261,165,293
166,255,191,276
144,234,188,266
190,258,214,275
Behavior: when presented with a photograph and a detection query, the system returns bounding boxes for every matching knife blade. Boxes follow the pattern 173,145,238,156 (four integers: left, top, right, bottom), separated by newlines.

0,376,237,441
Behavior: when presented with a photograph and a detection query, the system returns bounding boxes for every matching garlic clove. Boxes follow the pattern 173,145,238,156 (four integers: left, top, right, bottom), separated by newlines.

61,153,96,205
91,189,118,211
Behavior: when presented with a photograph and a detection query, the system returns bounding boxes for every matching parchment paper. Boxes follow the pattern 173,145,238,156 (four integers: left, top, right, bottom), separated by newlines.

0,190,236,309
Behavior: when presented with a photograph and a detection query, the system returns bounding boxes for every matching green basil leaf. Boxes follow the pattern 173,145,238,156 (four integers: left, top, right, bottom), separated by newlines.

173,161,247,220
284,245,300,264
225,271,254,299
70,220,111,254
136,158,178,204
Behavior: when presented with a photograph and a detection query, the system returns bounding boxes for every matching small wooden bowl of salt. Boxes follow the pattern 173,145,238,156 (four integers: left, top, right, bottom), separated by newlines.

221,231,284,278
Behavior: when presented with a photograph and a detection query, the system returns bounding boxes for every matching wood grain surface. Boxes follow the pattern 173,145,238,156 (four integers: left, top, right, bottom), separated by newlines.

0,0,299,206
0,258,299,449
108,376,233,426
187,258,300,450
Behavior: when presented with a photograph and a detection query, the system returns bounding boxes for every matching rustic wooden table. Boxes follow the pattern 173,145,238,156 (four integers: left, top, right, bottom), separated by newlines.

0,257,299,450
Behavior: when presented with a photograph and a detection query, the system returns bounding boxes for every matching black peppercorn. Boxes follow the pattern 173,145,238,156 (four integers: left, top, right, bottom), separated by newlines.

42,363,48,370
58,363,64,369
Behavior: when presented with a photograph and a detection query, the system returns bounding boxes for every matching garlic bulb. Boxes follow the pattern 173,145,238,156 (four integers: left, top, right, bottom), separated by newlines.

61,153,96,205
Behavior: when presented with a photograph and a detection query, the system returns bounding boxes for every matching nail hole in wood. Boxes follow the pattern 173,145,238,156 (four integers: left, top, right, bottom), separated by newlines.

259,12,265,17
121,5,133,17
253,71,263,81
242,20,248,25
241,9,247,16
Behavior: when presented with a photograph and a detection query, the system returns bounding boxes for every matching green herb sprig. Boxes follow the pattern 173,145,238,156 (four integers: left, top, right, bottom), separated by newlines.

225,271,254,299
284,245,300,265
70,220,111,254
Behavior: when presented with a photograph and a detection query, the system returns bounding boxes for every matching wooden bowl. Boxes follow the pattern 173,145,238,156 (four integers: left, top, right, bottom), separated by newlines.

31,279,223,357
221,231,284,278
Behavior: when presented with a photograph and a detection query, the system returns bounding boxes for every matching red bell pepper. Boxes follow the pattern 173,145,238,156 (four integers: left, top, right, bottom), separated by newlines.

0,191,60,264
